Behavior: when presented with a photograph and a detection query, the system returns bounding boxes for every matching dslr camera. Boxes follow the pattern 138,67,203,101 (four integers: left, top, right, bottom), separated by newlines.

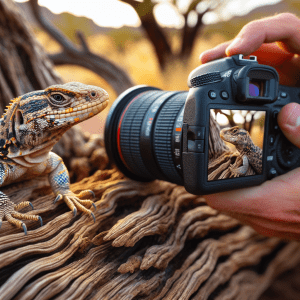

105,54,300,195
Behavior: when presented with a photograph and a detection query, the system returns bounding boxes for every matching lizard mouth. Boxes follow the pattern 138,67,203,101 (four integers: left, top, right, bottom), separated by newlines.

45,95,109,122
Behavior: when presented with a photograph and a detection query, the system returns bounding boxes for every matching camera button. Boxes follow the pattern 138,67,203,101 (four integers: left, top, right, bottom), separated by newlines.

272,111,279,131
188,140,204,153
208,91,217,99
268,168,278,179
220,91,229,100
188,126,205,140
280,92,287,98
269,135,275,146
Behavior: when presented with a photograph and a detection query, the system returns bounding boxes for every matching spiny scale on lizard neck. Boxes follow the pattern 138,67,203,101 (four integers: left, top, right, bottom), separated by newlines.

0,82,109,159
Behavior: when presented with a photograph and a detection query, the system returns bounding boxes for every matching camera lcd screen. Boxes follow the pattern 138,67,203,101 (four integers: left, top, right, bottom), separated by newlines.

208,109,265,181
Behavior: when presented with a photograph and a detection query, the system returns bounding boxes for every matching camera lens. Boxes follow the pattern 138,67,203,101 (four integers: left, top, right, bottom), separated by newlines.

105,86,187,185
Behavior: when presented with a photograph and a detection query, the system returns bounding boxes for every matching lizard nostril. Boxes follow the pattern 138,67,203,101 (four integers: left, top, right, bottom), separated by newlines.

91,92,96,97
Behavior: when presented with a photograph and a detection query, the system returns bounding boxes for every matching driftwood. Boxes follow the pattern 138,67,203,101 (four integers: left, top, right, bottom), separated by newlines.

1,160,300,299
1,0,300,299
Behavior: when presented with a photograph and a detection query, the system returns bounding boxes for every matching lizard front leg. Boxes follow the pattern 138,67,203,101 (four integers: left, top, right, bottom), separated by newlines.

0,191,42,235
229,155,249,177
48,153,96,222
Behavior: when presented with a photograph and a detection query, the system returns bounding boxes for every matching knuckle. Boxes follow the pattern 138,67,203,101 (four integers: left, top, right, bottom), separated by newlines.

276,12,298,21
239,20,263,37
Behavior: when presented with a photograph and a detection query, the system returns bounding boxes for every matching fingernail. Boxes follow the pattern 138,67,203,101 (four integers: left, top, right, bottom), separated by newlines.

226,37,243,56
199,52,206,63
286,103,300,127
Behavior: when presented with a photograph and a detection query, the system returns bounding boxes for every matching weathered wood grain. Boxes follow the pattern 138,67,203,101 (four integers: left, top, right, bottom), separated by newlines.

0,163,299,299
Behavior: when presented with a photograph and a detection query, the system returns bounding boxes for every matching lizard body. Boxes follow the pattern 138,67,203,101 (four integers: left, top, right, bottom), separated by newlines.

220,126,262,174
0,82,109,234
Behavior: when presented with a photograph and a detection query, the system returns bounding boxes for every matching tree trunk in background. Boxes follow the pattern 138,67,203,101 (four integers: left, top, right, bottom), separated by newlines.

0,0,61,114
0,0,300,299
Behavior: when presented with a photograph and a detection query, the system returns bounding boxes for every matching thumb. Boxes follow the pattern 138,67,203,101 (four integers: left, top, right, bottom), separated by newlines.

277,102,300,148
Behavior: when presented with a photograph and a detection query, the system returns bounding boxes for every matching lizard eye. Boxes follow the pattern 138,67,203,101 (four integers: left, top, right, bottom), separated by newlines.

52,94,64,101
91,92,96,97
49,92,71,107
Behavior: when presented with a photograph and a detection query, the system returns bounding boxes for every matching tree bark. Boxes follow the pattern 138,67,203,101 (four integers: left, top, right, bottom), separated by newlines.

0,0,300,299
0,0,61,114
1,158,300,300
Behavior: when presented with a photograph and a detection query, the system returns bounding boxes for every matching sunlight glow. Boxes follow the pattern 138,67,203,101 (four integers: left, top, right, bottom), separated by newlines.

16,0,141,28
15,0,282,28
216,114,229,126
233,113,244,124
154,3,184,28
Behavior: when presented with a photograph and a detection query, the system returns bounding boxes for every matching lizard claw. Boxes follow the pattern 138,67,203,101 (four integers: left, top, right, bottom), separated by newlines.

54,194,63,204
29,202,34,210
56,190,97,222
22,223,27,236
91,212,96,223
89,190,95,198
38,216,43,227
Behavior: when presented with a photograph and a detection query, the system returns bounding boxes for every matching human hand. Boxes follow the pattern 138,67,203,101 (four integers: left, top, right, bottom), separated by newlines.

201,13,300,240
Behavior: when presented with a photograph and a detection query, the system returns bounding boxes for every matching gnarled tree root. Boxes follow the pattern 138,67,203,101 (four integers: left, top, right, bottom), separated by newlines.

0,167,299,300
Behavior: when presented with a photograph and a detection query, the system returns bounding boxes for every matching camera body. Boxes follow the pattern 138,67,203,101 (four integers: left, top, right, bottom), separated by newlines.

105,54,300,195
182,54,300,194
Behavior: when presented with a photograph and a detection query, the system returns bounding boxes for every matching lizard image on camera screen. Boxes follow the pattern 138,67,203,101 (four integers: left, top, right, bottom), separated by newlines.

0,82,109,234
220,126,263,176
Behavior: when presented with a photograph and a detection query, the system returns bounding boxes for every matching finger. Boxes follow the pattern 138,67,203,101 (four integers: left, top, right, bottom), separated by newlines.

226,212,300,240
251,43,294,67
226,13,300,56
205,167,300,221
277,102,300,148
200,41,231,64
200,13,299,65
200,42,294,71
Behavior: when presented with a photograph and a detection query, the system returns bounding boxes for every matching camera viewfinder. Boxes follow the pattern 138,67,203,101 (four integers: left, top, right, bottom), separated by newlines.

249,79,265,97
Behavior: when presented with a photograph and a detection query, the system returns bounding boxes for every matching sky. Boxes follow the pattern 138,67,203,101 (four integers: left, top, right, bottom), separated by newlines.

16,0,282,28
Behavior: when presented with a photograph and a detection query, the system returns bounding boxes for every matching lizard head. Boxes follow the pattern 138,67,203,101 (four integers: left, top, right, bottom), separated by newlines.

1,82,109,153
220,126,250,148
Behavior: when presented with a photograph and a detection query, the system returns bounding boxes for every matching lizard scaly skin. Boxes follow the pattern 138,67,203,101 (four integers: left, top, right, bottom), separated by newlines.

0,82,109,234
220,126,263,175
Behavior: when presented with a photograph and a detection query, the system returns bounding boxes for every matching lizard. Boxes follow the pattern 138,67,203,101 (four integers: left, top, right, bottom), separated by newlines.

220,126,263,175
0,82,109,234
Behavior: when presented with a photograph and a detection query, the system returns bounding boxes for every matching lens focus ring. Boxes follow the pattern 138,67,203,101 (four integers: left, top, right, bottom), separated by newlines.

120,92,160,179
153,94,186,185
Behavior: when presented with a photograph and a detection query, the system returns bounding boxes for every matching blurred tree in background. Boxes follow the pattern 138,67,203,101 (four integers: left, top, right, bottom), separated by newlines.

119,0,300,70
120,0,232,70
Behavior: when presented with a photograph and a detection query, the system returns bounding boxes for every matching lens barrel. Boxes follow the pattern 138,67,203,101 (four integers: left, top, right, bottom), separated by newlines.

105,86,187,185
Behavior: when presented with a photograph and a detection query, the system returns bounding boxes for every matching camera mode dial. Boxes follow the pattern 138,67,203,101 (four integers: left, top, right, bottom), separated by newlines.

190,72,222,88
